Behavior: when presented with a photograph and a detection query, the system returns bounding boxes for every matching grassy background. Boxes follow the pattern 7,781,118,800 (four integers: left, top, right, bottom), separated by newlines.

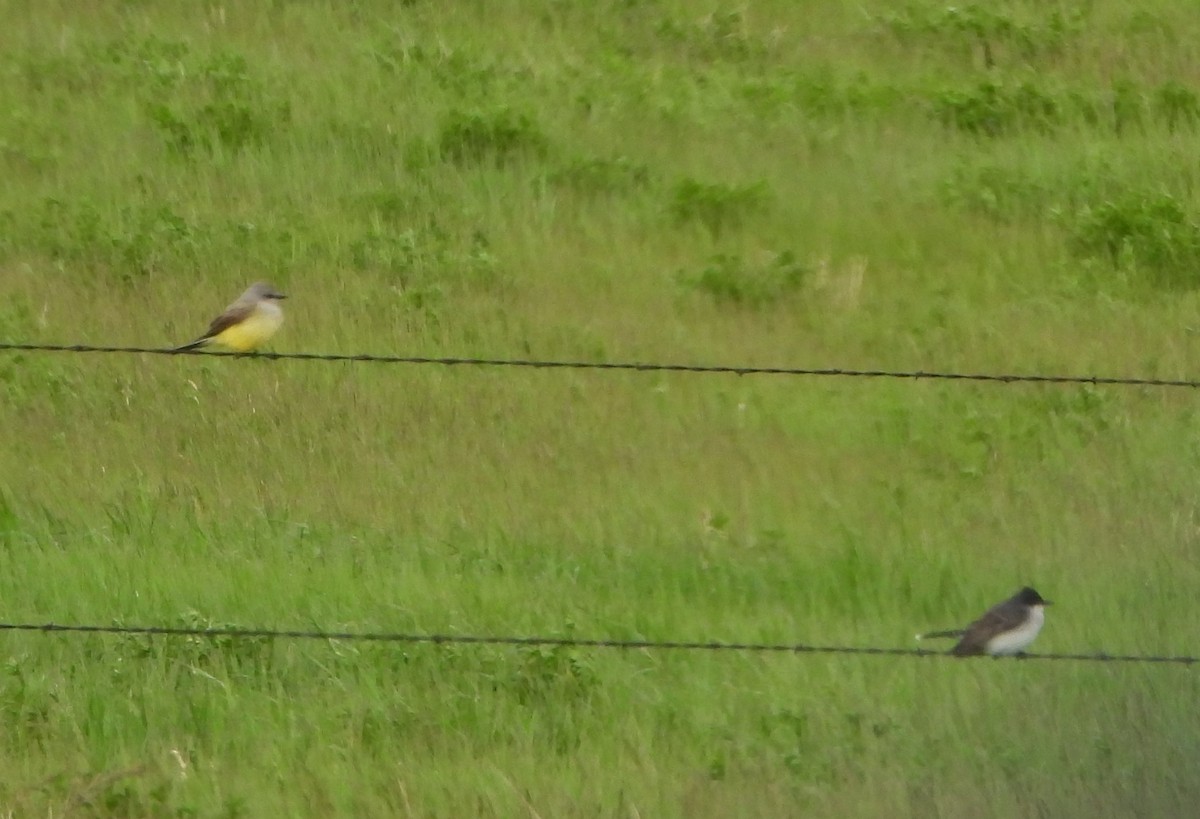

2,0,1200,816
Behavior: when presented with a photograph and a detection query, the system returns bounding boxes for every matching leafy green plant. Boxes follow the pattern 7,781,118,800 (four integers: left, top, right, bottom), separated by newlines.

347,189,424,224
939,161,1055,221
15,198,203,280
371,40,502,99
669,178,769,236
89,39,292,155
1110,77,1147,135
147,52,291,155
545,155,652,195
347,227,427,277
504,644,597,706
736,68,902,121
1154,81,1200,132
678,251,808,308
1067,192,1200,287
0,659,56,750
114,610,274,675
932,78,1060,135
344,223,503,310
877,3,1085,65
437,108,549,165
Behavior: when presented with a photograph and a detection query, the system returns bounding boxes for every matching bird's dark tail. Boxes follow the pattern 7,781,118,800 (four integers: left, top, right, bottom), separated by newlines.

173,337,209,352
917,629,966,641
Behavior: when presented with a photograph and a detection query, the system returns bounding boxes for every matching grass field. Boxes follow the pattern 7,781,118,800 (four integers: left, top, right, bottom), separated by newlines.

2,1,1200,816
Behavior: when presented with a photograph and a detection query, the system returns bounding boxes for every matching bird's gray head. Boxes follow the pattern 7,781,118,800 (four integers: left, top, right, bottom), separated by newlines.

1015,587,1050,606
244,281,287,301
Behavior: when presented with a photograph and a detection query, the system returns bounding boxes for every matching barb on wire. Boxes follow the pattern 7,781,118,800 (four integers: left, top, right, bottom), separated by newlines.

0,341,1198,389
0,621,1194,664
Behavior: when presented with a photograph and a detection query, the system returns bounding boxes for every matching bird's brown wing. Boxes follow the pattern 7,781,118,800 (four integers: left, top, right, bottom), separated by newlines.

952,601,1027,655
199,301,255,341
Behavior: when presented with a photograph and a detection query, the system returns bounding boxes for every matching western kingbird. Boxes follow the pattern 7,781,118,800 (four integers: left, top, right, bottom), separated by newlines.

918,586,1051,656
175,282,287,352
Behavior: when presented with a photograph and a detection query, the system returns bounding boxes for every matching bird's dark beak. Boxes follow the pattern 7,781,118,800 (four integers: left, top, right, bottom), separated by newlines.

273,293,288,300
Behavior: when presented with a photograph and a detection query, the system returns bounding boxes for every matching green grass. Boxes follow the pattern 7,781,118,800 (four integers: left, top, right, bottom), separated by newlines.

2,0,1200,815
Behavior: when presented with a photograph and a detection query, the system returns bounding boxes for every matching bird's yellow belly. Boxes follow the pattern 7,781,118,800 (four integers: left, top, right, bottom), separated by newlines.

211,308,284,351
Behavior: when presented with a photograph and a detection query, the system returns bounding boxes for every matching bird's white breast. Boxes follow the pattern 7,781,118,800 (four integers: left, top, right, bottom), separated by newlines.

985,605,1045,655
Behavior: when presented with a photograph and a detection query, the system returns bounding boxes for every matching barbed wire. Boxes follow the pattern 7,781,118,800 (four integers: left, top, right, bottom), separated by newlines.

0,621,1194,664
3,342,1195,668
1,341,1198,388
